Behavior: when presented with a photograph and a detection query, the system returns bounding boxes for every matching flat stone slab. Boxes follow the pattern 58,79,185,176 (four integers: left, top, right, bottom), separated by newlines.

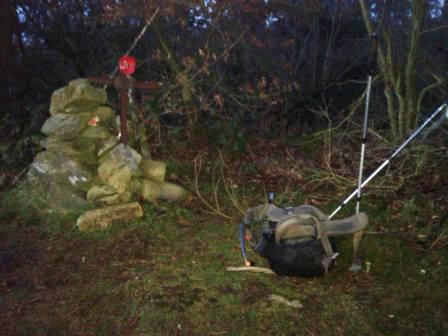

76,202,144,231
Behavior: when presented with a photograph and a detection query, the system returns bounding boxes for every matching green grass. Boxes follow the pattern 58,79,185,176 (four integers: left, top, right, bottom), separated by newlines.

1,169,448,335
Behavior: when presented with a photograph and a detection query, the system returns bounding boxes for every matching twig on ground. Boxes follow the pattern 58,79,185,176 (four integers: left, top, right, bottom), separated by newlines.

17,297,42,314
226,266,275,275
269,294,303,308
429,227,448,250
9,165,30,187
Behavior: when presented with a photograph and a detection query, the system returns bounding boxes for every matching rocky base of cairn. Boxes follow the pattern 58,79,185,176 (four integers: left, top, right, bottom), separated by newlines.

27,78,188,230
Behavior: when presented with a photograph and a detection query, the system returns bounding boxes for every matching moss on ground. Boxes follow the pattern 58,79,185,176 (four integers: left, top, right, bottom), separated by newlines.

1,149,447,335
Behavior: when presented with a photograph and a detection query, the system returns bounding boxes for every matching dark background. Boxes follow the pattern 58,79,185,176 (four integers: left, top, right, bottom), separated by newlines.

1,0,447,166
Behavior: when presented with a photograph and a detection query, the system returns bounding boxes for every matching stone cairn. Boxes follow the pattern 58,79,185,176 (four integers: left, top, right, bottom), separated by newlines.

27,78,188,230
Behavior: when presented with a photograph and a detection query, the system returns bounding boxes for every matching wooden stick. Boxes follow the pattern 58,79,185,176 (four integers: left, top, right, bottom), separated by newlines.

226,266,275,275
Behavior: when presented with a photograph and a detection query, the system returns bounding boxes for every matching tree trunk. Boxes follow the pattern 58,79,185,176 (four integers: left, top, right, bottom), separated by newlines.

0,0,13,110
358,0,428,140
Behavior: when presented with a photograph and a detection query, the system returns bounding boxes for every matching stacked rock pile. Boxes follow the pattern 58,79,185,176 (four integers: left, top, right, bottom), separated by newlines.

27,78,188,230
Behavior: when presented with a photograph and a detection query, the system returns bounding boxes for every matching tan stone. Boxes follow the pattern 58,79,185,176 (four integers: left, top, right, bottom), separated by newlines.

140,179,188,202
76,202,144,231
141,160,166,182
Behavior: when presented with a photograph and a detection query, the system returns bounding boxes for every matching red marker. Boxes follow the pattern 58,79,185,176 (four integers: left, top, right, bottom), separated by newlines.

119,55,137,76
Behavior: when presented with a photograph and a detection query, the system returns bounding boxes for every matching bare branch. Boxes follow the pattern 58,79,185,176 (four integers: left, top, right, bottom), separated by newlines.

421,25,448,35
417,73,444,116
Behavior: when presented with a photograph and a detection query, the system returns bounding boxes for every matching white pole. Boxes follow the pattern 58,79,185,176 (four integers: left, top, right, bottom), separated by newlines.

330,103,448,219
356,75,373,214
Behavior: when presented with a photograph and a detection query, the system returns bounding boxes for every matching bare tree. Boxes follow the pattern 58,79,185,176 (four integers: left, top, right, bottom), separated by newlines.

358,0,442,140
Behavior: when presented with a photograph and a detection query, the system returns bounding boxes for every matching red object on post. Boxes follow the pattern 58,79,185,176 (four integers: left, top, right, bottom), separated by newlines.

119,55,137,76
89,54,159,146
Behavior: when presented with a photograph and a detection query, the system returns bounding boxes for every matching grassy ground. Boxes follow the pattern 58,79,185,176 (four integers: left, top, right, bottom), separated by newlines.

1,139,448,335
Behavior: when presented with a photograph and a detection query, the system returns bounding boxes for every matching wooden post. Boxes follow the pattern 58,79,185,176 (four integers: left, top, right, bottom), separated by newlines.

88,74,159,146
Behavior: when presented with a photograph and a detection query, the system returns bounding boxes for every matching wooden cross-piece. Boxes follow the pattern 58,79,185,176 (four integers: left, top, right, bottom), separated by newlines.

88,57,158,146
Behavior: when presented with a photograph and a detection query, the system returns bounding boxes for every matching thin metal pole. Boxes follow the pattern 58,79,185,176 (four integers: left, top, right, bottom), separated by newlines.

329,103,448,219
356,75,373,214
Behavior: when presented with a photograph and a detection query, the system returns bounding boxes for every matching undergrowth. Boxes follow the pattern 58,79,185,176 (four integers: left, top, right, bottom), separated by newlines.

1,132,447,335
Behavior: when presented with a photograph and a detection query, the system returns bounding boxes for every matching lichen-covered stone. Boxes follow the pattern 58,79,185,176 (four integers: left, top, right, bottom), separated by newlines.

129,178,142,194
97,191,132,206
76,202,143,231
45,182,91,214
96,194,121,205
141,160,166,182
28,78,190,228
97,144,143,192
98,161,132,193
49,87,68,115
87,185,117,200
94,106,114,122
40,137,96,157
97,137,120,157
81,126,112,140
100,143,142,175
50,78,107,114
140,179,188,202
41,112,94,140
27,151,93,190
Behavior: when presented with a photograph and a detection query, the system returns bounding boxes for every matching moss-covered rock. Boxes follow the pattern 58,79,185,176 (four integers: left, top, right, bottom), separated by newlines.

27,151,93,190
98,162,132,194
97,137,120,157
28,78,189,228
81,126,112,140
97,144,143,193
87,185,117,200
100,144,142,173
94,106,114,122
97,191,132,206
41,112,94,140
50,78,107,114
40,137,95,157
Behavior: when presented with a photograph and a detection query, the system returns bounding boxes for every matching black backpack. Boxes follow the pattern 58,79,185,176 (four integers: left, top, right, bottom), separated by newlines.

240,204,367,277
